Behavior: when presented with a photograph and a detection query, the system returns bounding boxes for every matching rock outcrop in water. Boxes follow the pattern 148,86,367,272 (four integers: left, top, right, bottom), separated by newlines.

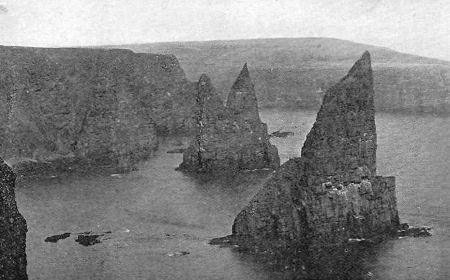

0,46,197,174
224,52,400,254
179,64,279,173
0,158,28,279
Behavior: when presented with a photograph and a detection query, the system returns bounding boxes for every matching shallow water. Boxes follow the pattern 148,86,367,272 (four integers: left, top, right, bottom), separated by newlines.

16,109,450,280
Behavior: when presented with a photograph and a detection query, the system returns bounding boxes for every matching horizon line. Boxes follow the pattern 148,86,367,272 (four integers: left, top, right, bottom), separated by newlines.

1,36,448,63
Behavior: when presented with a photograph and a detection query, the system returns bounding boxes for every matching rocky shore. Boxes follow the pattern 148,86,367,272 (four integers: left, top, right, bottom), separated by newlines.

0,158,28,279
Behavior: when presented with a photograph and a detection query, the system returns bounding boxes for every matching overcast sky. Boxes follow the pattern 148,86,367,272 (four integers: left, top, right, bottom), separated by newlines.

0,0,448,60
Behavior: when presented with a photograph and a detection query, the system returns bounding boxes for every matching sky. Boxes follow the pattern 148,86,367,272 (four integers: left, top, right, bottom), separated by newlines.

0,0,448,61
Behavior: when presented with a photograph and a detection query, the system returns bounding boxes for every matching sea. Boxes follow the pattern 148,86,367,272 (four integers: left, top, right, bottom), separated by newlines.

16,109,450,280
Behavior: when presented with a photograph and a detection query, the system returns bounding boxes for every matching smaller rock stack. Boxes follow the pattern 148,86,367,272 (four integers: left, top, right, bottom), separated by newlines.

226,52,400,255
179,64,279,173
226,63,261,124
0,158,28,279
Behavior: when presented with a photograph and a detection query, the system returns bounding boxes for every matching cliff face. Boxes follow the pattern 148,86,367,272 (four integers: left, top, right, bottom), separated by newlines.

0,46,196,173
229,52,400,253
179,65,279,173
301,51,377,184
122,37,450,115
0,159,28,279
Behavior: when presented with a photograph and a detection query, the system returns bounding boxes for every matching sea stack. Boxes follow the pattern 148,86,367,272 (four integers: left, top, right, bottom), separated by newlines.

227,52,400,253
0,158,28,279
226,63,260,123
179,65,279,173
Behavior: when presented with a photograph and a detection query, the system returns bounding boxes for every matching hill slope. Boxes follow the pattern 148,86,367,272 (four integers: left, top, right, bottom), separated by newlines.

110,37,450,114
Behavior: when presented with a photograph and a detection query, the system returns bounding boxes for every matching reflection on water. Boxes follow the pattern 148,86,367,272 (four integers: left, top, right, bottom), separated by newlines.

15,109,450,280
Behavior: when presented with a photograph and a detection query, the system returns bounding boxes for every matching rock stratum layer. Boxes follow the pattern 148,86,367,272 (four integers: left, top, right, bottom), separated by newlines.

0,46,197,173
228,52,400,253
179,64,279,173
0,159,28,279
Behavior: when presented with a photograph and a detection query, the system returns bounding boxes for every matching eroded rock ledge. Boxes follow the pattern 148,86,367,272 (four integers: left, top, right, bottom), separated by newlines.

0,158,28,279
215,52,401,255
179,64,279,173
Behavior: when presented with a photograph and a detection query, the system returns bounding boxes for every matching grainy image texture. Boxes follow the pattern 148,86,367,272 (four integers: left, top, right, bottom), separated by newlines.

0,1,448,280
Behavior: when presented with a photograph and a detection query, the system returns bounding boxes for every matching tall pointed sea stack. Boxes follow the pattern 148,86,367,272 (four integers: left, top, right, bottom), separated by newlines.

227,52,400,254
179,67,279,173
226,63,260,124
0,158,28,279
302,51,376,183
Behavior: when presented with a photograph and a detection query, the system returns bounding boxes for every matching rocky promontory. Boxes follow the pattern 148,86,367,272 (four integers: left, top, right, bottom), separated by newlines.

0,46,197,174
220,52,400,255
179,64,279,173
0,158,28,279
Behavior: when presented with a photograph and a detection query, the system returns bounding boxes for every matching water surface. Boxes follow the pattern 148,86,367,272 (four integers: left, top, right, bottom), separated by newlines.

16,109,450,279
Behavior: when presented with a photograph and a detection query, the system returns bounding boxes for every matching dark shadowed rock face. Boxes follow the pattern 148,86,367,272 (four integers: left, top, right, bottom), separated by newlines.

226,63,260,124
301,51,377,184
0,158,28,279
0,46,196,174
228,52,399,255
179,66,279,173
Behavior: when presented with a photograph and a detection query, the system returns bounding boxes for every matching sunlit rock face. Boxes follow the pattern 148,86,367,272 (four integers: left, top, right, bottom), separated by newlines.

0,46,196,173
230,52,400,252
179,65,279,173
0,159,28,279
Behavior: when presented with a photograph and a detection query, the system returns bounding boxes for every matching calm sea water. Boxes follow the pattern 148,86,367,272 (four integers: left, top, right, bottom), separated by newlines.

15,109,450,280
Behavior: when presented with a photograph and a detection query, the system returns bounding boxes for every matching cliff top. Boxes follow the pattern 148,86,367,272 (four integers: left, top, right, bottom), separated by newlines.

113,37,450,70
0,45,177,61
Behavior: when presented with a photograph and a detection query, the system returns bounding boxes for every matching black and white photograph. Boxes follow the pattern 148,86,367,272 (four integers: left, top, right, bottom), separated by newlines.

0,1,449,279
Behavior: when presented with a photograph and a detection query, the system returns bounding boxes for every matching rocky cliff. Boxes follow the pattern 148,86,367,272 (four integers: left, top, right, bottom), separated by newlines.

0,46,196,174
119,37,450,115
179,65,279,173
0,158,28,279
226,52,400,254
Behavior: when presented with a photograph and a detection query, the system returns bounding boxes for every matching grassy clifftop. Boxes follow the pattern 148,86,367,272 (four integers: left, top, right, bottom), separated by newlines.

111,37,450,114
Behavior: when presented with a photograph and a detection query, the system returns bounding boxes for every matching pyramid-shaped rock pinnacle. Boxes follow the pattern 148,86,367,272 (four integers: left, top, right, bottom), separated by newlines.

226,63,260,122
301,51,376,181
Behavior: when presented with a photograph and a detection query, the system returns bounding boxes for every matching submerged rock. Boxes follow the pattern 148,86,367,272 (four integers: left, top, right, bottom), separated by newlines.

45,232,71,243
222,52,400,255
44,230,112,247
74,231,112,246
75,234,103,246
179,65,279,173
0,158,28,279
